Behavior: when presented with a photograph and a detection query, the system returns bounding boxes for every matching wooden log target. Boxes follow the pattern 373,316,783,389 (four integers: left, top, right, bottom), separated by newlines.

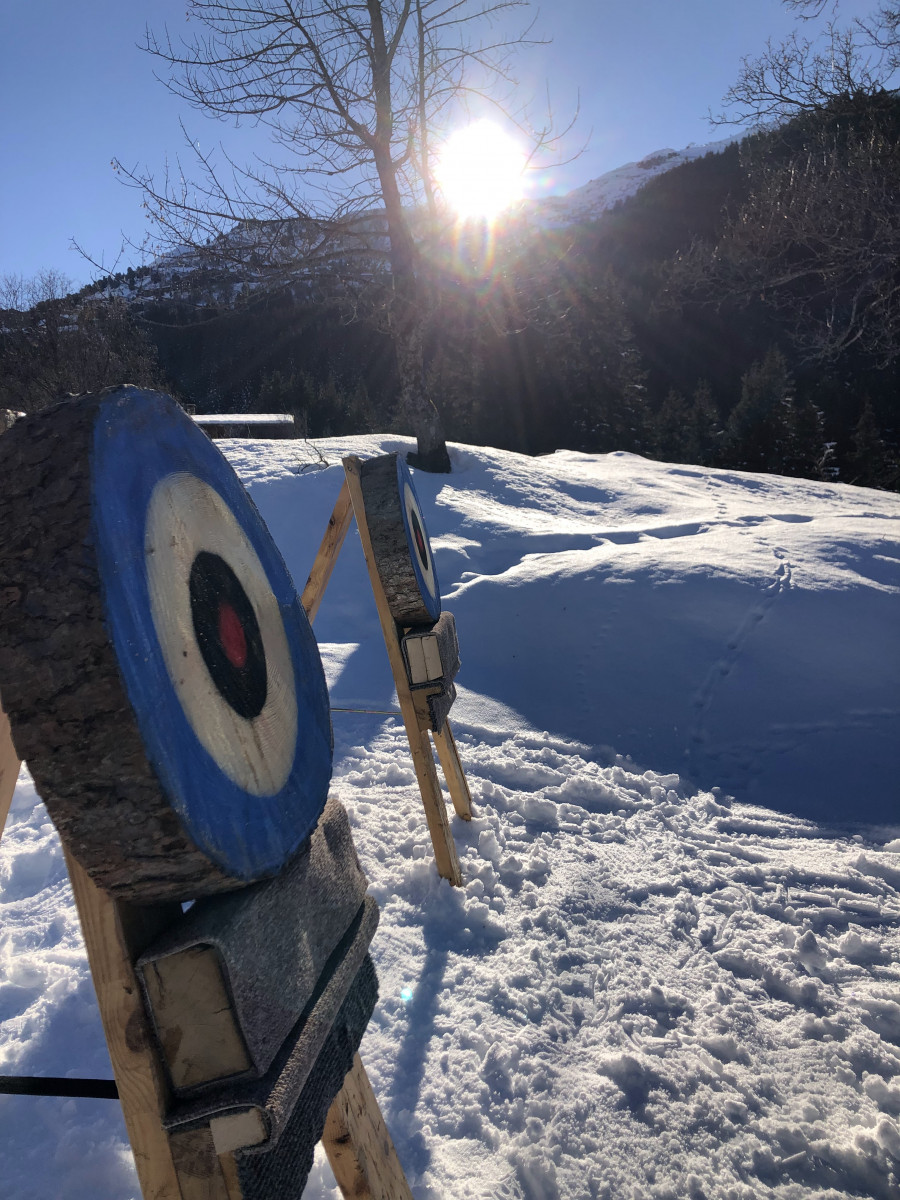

0,387,332,901
359,453,441,626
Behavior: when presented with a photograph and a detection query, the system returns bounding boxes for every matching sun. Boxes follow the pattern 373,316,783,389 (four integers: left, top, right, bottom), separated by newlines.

435,120,527,220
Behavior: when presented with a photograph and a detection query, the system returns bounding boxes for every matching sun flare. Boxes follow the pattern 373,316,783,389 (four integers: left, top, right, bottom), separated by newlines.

435,120,526,220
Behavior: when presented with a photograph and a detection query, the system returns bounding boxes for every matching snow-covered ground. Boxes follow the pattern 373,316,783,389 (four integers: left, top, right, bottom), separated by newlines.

1,437,898,1199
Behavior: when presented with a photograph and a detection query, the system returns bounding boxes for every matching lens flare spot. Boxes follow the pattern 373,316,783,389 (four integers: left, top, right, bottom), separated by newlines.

400,986,414,1003
435,120,526,220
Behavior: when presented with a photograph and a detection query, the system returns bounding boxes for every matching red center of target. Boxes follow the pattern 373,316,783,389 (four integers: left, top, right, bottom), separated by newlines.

218,600,248,669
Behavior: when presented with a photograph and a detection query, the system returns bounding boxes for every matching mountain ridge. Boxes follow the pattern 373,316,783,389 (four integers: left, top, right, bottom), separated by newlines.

90,133,738,310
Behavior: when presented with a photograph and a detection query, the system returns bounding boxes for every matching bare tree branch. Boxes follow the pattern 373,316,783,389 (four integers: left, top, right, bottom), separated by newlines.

714,3,899,128
672,101,900,365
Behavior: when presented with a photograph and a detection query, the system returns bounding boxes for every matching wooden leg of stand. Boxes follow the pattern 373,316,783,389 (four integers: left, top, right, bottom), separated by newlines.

301,478,354,624
322,1055,413,1200
343,457,462,887
432,721,472,821
168,1128,236,1200
0,699,20,842
407,726,462,885
65,851,233,1200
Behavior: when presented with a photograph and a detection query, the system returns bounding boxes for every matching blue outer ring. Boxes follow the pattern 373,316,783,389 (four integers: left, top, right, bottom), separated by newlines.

396,455,441,622
90,390,332,883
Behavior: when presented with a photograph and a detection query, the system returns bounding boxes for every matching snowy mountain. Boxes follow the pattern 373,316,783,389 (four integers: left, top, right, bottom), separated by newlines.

1,436,898,1199
528,135,737,228
98,136,738,309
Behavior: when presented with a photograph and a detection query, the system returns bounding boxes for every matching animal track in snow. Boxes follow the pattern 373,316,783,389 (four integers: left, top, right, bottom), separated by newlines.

688,551,793,781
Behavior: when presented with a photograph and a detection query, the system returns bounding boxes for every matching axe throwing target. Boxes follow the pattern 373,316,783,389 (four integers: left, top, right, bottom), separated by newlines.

359,453,441,626
0,388,332,900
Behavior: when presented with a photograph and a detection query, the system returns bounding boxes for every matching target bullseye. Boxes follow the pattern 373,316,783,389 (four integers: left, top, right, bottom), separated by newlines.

186,547,268,724
144,471,300,799
410,510,429,571
360,454,442,627
0,387,333,900
401,472,439,619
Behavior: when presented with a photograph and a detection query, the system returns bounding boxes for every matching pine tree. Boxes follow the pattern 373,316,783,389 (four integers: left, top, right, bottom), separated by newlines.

783,396,831,479
652,390,692,462
686,380,723,466
847,399,899,489
726,348,794,473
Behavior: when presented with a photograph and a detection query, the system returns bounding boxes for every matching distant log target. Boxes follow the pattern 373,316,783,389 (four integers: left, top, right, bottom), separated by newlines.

359,453,441,625
0,387,332,901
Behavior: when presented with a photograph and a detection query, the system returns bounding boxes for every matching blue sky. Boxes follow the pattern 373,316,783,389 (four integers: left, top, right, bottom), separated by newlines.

0,0,875,288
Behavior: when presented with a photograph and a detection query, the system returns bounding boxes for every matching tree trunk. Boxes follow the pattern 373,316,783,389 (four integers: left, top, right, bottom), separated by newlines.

393,307,451,473
367,0,451,473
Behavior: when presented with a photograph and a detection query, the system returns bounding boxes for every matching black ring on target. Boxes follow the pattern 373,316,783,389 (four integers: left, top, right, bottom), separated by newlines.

189,551,267,720
90,392,332,884
409,508,430,575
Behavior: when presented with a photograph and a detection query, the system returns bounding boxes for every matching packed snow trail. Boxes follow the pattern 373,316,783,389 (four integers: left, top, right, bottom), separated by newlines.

1,437,898,1199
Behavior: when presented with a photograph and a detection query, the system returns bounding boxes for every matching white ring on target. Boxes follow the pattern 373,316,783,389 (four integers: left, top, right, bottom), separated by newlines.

145,472,298,797
402,481,438,602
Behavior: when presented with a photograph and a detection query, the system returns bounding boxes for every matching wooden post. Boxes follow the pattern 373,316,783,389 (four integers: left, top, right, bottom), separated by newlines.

0,699,19,842
64,850,234,1200
432,723,472,821
300,479,354,623
1,759,408,1200
301,467,474,836
19,845,406,1200
342,457,462,887
1,695,225,1198
322,1055,414,1200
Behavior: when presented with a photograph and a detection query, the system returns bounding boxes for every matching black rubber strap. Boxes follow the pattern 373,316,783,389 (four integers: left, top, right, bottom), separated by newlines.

0,1075,119,1099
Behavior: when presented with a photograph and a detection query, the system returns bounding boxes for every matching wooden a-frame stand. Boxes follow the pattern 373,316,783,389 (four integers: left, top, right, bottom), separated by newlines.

299,456,473,888
0,702,412,1200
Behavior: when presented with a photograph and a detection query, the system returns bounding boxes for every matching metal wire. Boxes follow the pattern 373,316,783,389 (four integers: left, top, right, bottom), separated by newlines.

0,1075,119,1100
330,706,402,716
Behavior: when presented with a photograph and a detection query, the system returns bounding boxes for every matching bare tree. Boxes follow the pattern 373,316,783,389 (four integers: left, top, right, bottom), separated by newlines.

674,97,900,365
0,273,165,413
715,1,898,126
118,0,558,471
678,2,900,365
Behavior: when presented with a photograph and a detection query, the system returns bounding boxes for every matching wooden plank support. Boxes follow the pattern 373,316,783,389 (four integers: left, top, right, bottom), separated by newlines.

432,722,473,821
342,457,462,887
301,478,354,624
0,697,20,842
64,850,234,1200
322,1054,414,1200
140,945,252,1090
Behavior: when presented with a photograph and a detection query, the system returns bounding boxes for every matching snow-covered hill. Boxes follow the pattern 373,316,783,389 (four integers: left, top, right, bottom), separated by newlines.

1,439,898,1199
529,136,736,228
99,136,737,308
